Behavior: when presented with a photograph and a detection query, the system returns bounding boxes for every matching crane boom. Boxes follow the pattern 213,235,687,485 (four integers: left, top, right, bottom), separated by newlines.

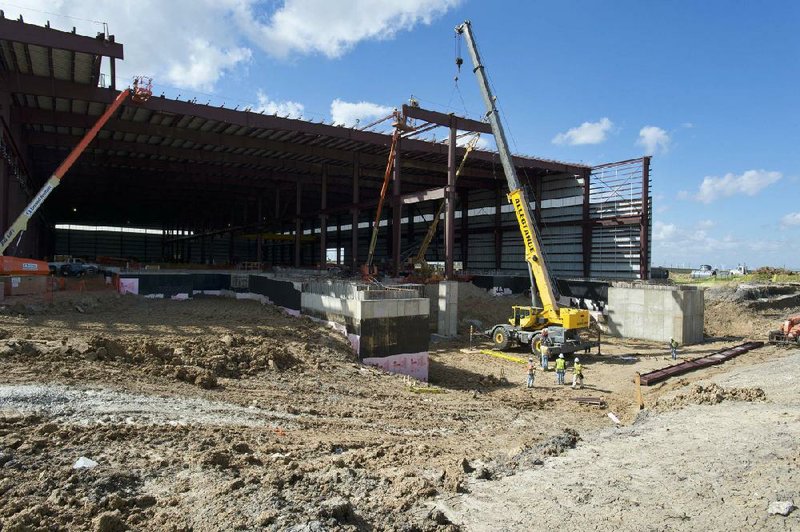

455,20,559,314
0,87,132,255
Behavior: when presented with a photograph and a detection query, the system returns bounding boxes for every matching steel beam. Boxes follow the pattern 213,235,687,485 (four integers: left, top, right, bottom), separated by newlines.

0,18,124,58
6,73,586,174
402,105,492,134
351,153,359,270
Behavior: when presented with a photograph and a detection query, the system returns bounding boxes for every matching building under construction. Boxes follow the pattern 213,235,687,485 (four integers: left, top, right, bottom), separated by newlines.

0,16,651,282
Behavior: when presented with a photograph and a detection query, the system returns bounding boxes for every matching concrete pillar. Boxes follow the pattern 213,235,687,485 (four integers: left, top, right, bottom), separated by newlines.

437,281,459,337
445,125,457,278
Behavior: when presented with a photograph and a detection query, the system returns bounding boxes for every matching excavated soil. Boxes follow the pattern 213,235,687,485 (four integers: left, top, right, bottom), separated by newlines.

0,283,797,531
654,382,766,409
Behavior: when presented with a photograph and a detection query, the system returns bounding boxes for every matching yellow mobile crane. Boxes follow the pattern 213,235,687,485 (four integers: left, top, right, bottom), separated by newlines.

456,21,594,353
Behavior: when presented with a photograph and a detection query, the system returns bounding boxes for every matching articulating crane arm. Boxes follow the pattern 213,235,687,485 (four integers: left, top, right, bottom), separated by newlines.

0,77,152,255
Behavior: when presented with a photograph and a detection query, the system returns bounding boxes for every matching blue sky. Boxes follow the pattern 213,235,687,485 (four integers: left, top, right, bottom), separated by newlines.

12,0,800,268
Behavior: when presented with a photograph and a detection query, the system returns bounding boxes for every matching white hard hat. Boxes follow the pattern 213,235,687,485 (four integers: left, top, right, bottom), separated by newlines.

559,354,564,359
574,357,580,362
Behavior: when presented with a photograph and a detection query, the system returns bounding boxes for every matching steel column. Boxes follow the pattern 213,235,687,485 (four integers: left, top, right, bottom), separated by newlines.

582,168,592,278
351,153,360,270
256,197,263,267
640,156,651,280
294,182,302,267
392,139,402,275
494,187,502,269
460,189,469,270
319,166,327,269
445,125,457,278
336,215,342,265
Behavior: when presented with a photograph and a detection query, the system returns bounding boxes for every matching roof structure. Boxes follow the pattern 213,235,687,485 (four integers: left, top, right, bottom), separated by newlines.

0,16,587,231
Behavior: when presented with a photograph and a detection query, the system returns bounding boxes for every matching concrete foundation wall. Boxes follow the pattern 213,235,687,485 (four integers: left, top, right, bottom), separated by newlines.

116,271,432,379
607,283,704,345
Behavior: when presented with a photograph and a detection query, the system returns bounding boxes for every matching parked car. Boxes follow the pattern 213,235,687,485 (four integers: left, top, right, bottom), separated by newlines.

49,257,100,276
690,264,717,279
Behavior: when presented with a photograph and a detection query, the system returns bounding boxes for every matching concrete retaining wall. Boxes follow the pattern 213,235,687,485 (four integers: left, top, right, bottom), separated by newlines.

607,282,704,344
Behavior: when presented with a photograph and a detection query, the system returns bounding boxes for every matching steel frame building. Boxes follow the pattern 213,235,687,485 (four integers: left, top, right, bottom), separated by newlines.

0,16,651,280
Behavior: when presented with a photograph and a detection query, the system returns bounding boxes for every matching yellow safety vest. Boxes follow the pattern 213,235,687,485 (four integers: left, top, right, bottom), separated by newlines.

555,358,565,371
573,363,583,375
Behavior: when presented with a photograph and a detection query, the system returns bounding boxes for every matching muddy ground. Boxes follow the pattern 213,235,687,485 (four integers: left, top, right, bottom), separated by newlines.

0,282,798,531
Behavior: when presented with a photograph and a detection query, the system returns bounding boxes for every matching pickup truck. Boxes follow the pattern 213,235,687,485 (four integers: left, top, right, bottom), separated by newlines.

690,264,717,279
48,257,100,276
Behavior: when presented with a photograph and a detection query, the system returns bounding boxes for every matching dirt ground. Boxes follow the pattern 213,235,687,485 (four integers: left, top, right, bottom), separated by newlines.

0,281,798,531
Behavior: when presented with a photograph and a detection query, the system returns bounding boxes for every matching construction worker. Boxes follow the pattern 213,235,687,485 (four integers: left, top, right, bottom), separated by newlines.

538,328,553,371
572,357,584,389
555,353,566,385
526,357,536,388
670,338,679,360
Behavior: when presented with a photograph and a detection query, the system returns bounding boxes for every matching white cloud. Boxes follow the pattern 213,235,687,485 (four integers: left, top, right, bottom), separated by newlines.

167,39,252,91
636,126,670,155
255,90,304,118
330,99,393,127
552,118,613,146
694,169,782,203
781,212,800,227
697,219,715,230
653,221,677,241
234,0,461,59
681,122,694,129
9,0,460,91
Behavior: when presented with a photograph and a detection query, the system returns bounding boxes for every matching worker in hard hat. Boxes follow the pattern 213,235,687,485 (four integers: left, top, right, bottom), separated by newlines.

572,357,584,389
555,353,566,385
538,328,553,371
526,357,536,388
670,338,679,360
